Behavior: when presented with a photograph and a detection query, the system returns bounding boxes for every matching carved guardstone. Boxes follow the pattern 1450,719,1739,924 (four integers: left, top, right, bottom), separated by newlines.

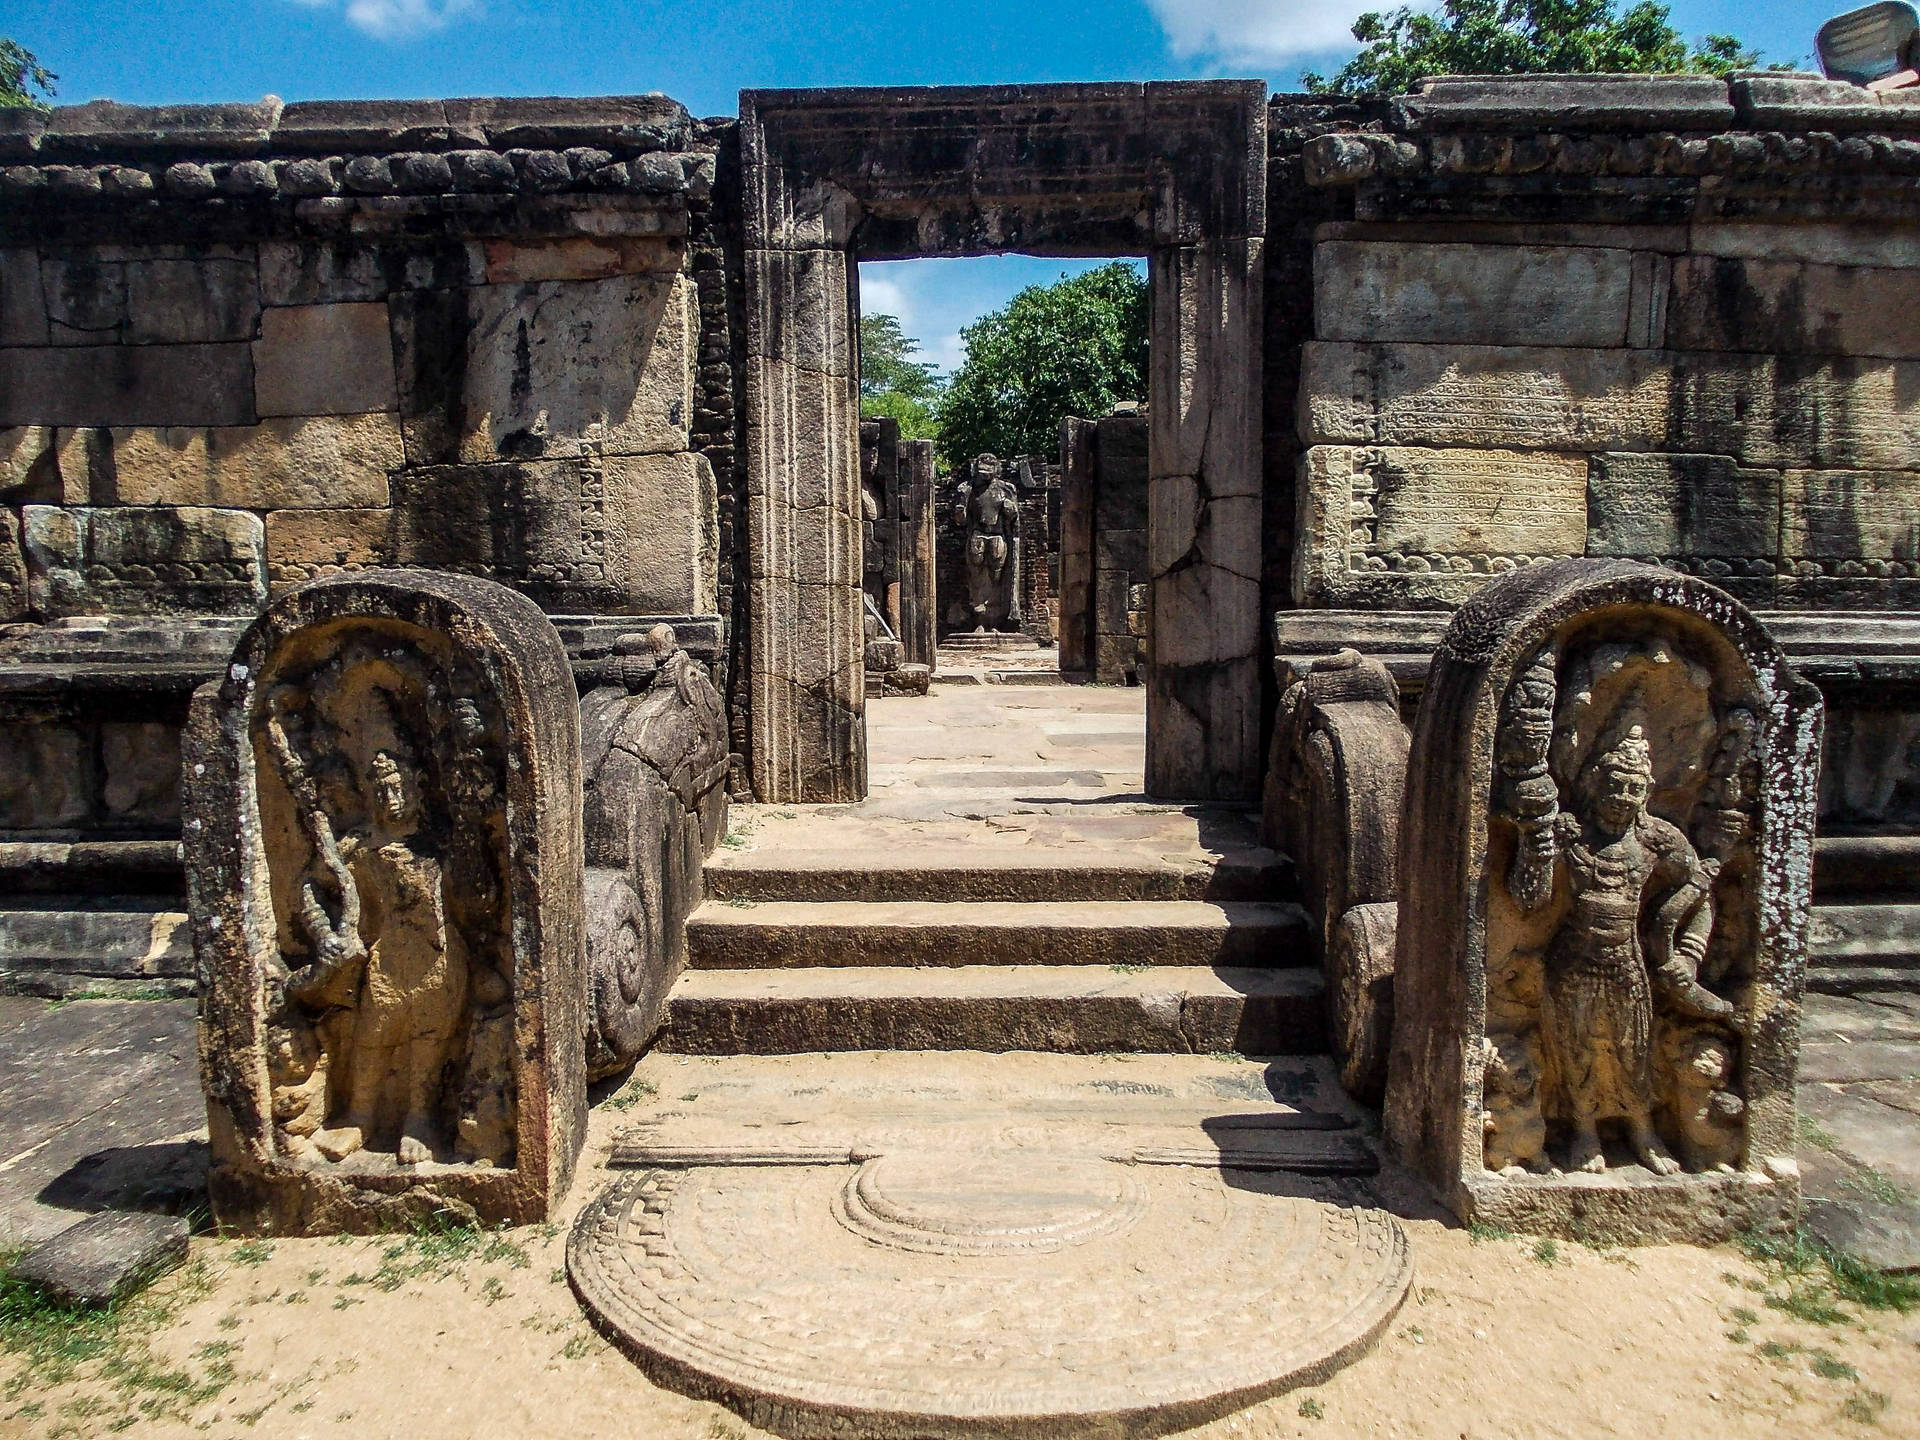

1386,559,1823,1243
580,624,729,1079
1263,649,1410,1104
185,571,587,1234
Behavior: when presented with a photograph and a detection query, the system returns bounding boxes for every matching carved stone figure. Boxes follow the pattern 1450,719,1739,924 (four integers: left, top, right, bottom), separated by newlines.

953,456,1023,633
1386,558,1823,1243
187,571,587,1234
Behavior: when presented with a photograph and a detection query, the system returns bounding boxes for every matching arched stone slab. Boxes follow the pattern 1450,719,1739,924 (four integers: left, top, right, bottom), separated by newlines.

1385,558,1824,1243
184,570,586,1234
569,1151,1410,1440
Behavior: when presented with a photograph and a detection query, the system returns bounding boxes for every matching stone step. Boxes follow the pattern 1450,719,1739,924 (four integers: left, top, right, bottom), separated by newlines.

686,899,1310,970
1809,902,1920,995
0,903,194,997
1815,836,1920,898
0,841,184,898
706,848,1297,903
660,964,1325,1055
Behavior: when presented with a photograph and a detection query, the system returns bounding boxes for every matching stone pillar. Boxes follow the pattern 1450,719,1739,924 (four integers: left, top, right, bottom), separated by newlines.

742,242,866,803
1059,417,1097,676
1146,237,1265,800
185,570,587,1234
1386,558,1823,1243
900,439,938,670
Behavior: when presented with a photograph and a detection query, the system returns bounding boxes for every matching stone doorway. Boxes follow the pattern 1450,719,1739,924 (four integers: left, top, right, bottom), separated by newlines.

740,84,1267,805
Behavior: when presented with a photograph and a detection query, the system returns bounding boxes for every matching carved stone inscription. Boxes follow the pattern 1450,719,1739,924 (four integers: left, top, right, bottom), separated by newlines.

1484,633,1754,1178
255,623,514,1169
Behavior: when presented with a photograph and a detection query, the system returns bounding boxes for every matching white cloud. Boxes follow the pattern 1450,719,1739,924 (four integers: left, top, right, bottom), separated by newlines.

1145,0,1369,67
294,0,477,40
923,332,967,374
859,272,913,330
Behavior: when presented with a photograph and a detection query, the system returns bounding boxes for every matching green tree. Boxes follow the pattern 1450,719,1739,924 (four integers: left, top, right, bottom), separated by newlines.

1301,0,1758,96
1,39,56,110
860,312,942,444
936,261,1146,467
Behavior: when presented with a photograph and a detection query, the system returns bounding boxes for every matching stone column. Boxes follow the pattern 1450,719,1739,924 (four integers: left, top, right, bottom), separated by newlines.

900,439,938,669
742,244,867,803
1146,237,1265,801
1059,417,1097,677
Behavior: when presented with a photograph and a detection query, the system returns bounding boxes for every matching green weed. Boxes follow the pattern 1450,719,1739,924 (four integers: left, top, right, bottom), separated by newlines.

1530,1238,1563,1267
604,1076,659,1112
1842,1390,1891,1424
1298,1396,1325,1419
1812,1352,1860,1382
228,1240,272,1267
1109,963,1149,974
1469,1222,1513,1244
1740,1228,1920,1318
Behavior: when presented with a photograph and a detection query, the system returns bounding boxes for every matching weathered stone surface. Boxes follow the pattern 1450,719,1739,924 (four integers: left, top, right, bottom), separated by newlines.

1729,75,1888,131
404,271,690,465
1392,74,1735,132
1783,469,1920,567
38,251,259,347
579,625,728,1077
1294,445,1589,608
1,249,48,345
0,426,67,502
481,237,682,285
1263,650,1410,1103
1299,342,1674,453
0,724,88,829
1385,558,1823,1242
22,505,266,617
263,507,395,591
257,240,484,306
13,1211,188,1308
388,450,715,614
1587,453,1783,561
0,508,25,622
1315,241,1632,348
252,303,398,417
66,414,399,510
38,98,283,159
184,570,586,1233
0,344,255,428
1668,255,1920,359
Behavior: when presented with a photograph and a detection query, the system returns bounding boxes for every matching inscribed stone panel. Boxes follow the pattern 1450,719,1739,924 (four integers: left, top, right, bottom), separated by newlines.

1587,454,1783,562
1369,448,1588,559
1314,242,1632,348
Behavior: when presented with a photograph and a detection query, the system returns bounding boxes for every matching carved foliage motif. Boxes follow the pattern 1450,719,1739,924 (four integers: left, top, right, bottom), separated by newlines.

253,620,515,1171
1484,629,1758,1178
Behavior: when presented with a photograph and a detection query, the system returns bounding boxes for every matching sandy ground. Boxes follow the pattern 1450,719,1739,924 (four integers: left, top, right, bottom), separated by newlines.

5,1054,1919,1440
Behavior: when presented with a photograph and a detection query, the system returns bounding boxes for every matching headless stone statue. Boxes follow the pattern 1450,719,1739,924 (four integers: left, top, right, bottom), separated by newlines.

955,457,1022,632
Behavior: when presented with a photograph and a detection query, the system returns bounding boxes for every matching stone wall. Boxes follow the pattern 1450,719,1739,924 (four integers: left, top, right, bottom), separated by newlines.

1059,408,1149,683
0,97,727,839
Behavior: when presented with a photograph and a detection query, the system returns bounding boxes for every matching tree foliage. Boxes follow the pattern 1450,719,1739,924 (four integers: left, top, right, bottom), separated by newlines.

935,262,1146,467
1,39,55,110
1301,0,1758,96
859,312,942,444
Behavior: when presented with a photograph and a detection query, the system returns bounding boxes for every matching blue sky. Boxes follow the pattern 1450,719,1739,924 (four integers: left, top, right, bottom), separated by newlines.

16,0,1823,373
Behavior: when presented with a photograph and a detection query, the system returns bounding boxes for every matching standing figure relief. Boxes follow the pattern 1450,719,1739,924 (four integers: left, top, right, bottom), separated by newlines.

953,457,1023,633
1484,634,1754,1178
256,635,514,1171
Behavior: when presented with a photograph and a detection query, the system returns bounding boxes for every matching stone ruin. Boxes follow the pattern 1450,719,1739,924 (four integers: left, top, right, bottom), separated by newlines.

5,63,1920,1432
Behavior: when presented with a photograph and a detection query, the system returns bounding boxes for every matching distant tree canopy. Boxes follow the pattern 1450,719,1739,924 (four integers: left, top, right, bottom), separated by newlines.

1301,0,1759,96
935,261,1146,468
1,39,55,110
859,312,942,445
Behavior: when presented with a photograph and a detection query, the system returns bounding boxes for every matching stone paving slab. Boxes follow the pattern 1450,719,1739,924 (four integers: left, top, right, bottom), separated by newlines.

0,998,206,1248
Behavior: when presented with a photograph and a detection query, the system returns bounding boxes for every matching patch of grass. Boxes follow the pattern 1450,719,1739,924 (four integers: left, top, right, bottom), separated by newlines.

604,1076,659,1112
1726,1327,1750,1344
1730,1306,1760,1325
1741,1228,1920,1318
1205,1050,1244,1063
719,830,751,850
228,1239,273,1267
0,1252,230,1426
1843,1390,1891,1424
1530,1238,1563,1267
679,1092,700,1103
1469,1222,1512,1244
720,897,756,908
1758,1339,1801,1361
481,1277,510,1306
1799,1114,1844,1153
1842,1164,1919,1209
1298,1396,1325,1419
561,1333,595,1360
1812,1351,1860,1382
1109,963,1149,974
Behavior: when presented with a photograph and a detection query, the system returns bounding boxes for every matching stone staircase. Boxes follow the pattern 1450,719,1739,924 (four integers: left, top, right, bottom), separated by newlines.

662,841,1322,1056
1810,837,1920,996
0,842,194,999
